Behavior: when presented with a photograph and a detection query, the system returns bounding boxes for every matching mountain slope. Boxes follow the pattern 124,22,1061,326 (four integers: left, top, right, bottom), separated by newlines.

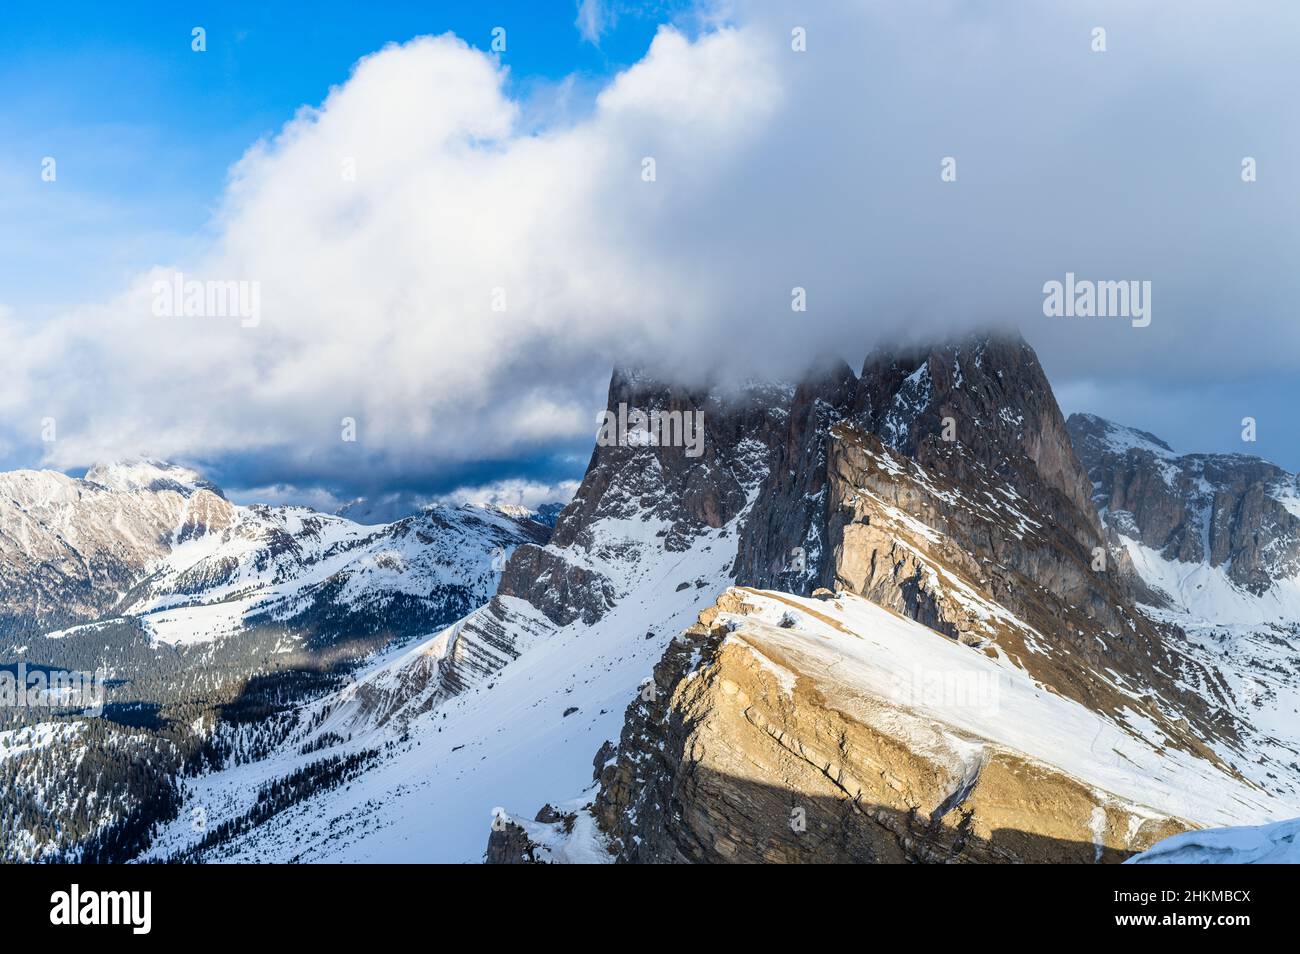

1069,411,1300,614
593,588,1279,863
132,332,1300,865
0,461,552,862
117,503,549,650
0,459,235,635
1068,412,1300,809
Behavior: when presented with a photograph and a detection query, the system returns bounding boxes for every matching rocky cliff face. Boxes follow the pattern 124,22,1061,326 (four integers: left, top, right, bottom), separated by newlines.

593,590,1198,864
551,369,789,551
478,332,1282,865
738,337,1119,613
499,369,790,626
334,372,793,734
732,334,1220,749
730,359,857,596
855,336,1098,528
1068,412,1300,595
0,460,236,635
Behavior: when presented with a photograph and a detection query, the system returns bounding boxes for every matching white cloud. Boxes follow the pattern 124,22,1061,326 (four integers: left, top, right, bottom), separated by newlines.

226,483,350,513
575,0,610,45
3,25,781,483
5,0,1300,486
440,477,580,510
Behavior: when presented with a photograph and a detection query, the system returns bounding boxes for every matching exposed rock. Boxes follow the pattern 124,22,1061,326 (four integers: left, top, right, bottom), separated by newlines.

0,466,237,634
498,544,616,626
1068,412,1300,594
733,331,1225,751
391,372,791,721
855,335,1098,529
594,592,1188,864
551,368,790,555
592,740,618,780
535,804,576,831
484,819,540,864
732,358,856,595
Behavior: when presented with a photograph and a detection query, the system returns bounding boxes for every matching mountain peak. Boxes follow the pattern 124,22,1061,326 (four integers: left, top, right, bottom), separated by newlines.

83,458,224,498
1065,413,1176,458
1068,410,1300,595
853,330,1098,528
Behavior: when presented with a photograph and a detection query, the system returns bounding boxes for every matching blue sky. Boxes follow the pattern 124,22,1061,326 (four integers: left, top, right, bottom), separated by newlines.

2,1,1299,511
0,1,676,313
0,1,686,506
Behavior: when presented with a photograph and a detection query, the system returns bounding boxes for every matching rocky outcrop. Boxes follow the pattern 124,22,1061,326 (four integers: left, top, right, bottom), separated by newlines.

497,545,616,626
1068,412,1300,594
733,332,1222,748
551,369,791,555
593,591,1190,864
484,819,539,864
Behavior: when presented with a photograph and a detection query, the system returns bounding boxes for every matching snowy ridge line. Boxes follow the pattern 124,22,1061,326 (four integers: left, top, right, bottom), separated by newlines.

719,589,1293,830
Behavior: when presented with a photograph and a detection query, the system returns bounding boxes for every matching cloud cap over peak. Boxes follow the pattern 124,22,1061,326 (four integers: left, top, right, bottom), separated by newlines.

4,0,1299,494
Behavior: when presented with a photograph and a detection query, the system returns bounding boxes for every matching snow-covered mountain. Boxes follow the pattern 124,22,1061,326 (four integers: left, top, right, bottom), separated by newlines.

0,459,557,862
132,332,1300,864
1067,412,1300,823
84,458,224,497
0,455,549,651
115,502,549,650
1069,412,1300,620
335,493,432,525
0,458,236,635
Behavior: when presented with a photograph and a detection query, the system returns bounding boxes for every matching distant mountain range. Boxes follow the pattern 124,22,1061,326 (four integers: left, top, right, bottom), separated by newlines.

0,458,554,646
